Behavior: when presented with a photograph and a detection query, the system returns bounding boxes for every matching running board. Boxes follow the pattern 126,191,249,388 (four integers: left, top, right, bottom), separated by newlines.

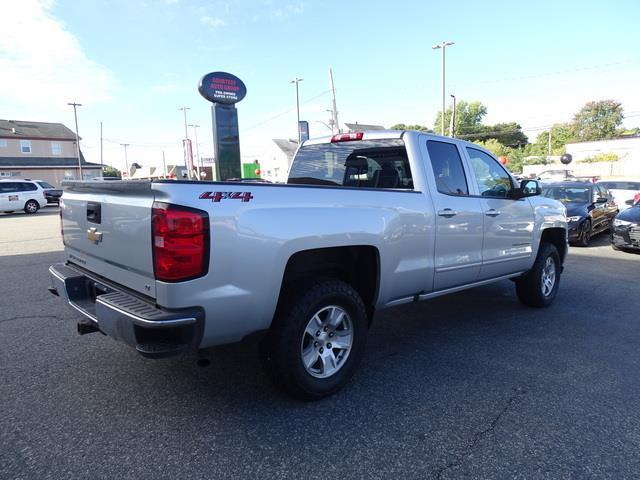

385,271,525,308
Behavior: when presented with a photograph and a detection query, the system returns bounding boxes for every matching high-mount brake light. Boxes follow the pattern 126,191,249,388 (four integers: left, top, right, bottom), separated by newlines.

152,202,209,282
331,132,364,143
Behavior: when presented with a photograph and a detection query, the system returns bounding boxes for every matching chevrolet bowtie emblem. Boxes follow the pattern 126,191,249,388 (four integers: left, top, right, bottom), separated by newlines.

87,227,103,244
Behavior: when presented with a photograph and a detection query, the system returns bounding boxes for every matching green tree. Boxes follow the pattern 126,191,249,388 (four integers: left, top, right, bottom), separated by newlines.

471,122,528,147
573,99,623,141
102,165,120,178
389,123,433,132
434,100,488,136
534,122,577,155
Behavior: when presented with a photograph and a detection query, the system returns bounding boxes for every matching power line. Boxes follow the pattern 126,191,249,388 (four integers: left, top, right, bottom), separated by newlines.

453,57,640,87
244,89,331,131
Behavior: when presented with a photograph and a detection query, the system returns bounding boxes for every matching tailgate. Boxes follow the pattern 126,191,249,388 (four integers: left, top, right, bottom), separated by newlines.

61,181,156,297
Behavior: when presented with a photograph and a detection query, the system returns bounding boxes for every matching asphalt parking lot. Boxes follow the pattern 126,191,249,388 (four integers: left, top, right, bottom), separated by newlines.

1,208,640,479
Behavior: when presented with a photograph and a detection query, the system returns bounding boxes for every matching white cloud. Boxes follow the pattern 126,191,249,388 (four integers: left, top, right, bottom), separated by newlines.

0,0,116,110
200,16,225,28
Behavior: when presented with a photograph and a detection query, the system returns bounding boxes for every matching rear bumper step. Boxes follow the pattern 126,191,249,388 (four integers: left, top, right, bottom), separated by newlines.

49,263,204,358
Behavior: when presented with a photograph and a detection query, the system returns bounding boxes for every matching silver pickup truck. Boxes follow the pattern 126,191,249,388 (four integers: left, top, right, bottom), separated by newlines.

49,130,567,399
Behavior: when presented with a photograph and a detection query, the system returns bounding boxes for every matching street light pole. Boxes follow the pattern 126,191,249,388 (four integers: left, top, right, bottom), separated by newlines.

178,106,192,178
120,143,130,179
449,94,457,138
432,41,455,136
67,102,83,179
188,124,201,179
290,77,303,142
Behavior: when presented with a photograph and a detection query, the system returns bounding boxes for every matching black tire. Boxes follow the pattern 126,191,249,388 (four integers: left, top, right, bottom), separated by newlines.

574,219,591,247
260,279,368,401
515,243,561,308
24,200,39,214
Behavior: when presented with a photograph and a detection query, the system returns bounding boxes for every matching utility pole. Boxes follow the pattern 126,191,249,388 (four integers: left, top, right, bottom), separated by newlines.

290,77,303,142
329,69,340,134
120,143,130,179
100,121,103,166
188,124,201,179
449,94,456,138
67,102,83,179
432,41,455,136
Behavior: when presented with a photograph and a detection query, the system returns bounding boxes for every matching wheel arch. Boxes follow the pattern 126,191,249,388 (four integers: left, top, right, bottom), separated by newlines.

279,245,380,322
540,227,567,265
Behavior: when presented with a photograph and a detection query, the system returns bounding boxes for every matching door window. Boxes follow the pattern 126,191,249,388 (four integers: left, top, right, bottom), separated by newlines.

18,182,38,191
0,182,20,193
426,140,468,195
466,148,513,198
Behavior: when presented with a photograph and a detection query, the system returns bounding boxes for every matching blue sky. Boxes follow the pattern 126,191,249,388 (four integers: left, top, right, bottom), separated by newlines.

2,0,640,169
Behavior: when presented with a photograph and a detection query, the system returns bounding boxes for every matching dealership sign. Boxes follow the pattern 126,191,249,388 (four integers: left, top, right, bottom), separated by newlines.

198,72,247,104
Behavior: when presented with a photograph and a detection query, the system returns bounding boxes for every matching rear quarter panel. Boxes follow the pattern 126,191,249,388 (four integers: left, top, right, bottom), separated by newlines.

152,182,434,347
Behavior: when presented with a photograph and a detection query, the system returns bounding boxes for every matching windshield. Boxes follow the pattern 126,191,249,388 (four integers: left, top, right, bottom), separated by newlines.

542,186,591,203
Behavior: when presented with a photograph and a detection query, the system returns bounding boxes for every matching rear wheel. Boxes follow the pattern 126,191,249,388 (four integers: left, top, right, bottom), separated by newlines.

515,243,561,308
24,200,39,214
260,279,368,400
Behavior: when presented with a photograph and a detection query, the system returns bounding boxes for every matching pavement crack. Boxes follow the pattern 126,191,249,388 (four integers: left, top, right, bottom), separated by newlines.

0,314,60,324
435,386,527,480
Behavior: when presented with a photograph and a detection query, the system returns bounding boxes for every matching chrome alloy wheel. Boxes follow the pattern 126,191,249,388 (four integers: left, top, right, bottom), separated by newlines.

541,257,556,297
300,305,353,379
26,201,38,213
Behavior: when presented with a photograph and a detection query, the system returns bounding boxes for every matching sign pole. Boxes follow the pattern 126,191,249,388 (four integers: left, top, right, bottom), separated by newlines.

198,72,247,181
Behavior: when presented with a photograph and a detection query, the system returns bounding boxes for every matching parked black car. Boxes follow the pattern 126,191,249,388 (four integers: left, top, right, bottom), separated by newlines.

541,181,618,246
35,181,62,204
611,205,640,253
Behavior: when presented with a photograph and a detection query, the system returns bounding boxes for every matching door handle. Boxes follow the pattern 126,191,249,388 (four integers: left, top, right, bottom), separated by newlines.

437,208,457,218
485,209,501,217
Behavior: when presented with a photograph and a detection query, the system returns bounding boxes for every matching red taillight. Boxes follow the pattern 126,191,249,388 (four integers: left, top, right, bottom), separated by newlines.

331,131,364,143
152,202,209,282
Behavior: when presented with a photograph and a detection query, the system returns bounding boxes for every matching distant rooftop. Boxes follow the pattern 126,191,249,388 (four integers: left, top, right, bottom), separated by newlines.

272,139,298,161
344,122,385,132
0,120,78,140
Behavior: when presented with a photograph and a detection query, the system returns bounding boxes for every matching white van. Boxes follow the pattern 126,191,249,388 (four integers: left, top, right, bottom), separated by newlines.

0,179,49,214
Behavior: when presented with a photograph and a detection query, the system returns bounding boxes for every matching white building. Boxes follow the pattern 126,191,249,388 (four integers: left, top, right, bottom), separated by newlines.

259,139,298,183
523,136,640,178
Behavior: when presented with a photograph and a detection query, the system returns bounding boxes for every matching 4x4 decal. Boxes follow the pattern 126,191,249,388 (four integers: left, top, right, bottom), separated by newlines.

199,191,254,203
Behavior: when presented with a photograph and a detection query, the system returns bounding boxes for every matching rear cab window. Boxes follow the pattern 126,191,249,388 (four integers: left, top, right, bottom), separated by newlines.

288,139,413,190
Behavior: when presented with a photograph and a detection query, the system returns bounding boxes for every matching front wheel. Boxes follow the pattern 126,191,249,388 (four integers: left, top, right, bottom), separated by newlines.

260,279,368,400
515,243,561,308
574,219,591,247
24,200,39,214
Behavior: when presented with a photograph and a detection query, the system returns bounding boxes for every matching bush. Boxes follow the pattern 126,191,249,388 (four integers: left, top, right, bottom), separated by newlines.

581,152,619,163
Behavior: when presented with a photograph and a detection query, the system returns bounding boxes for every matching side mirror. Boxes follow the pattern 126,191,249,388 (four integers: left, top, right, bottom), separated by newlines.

515,179,541,199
